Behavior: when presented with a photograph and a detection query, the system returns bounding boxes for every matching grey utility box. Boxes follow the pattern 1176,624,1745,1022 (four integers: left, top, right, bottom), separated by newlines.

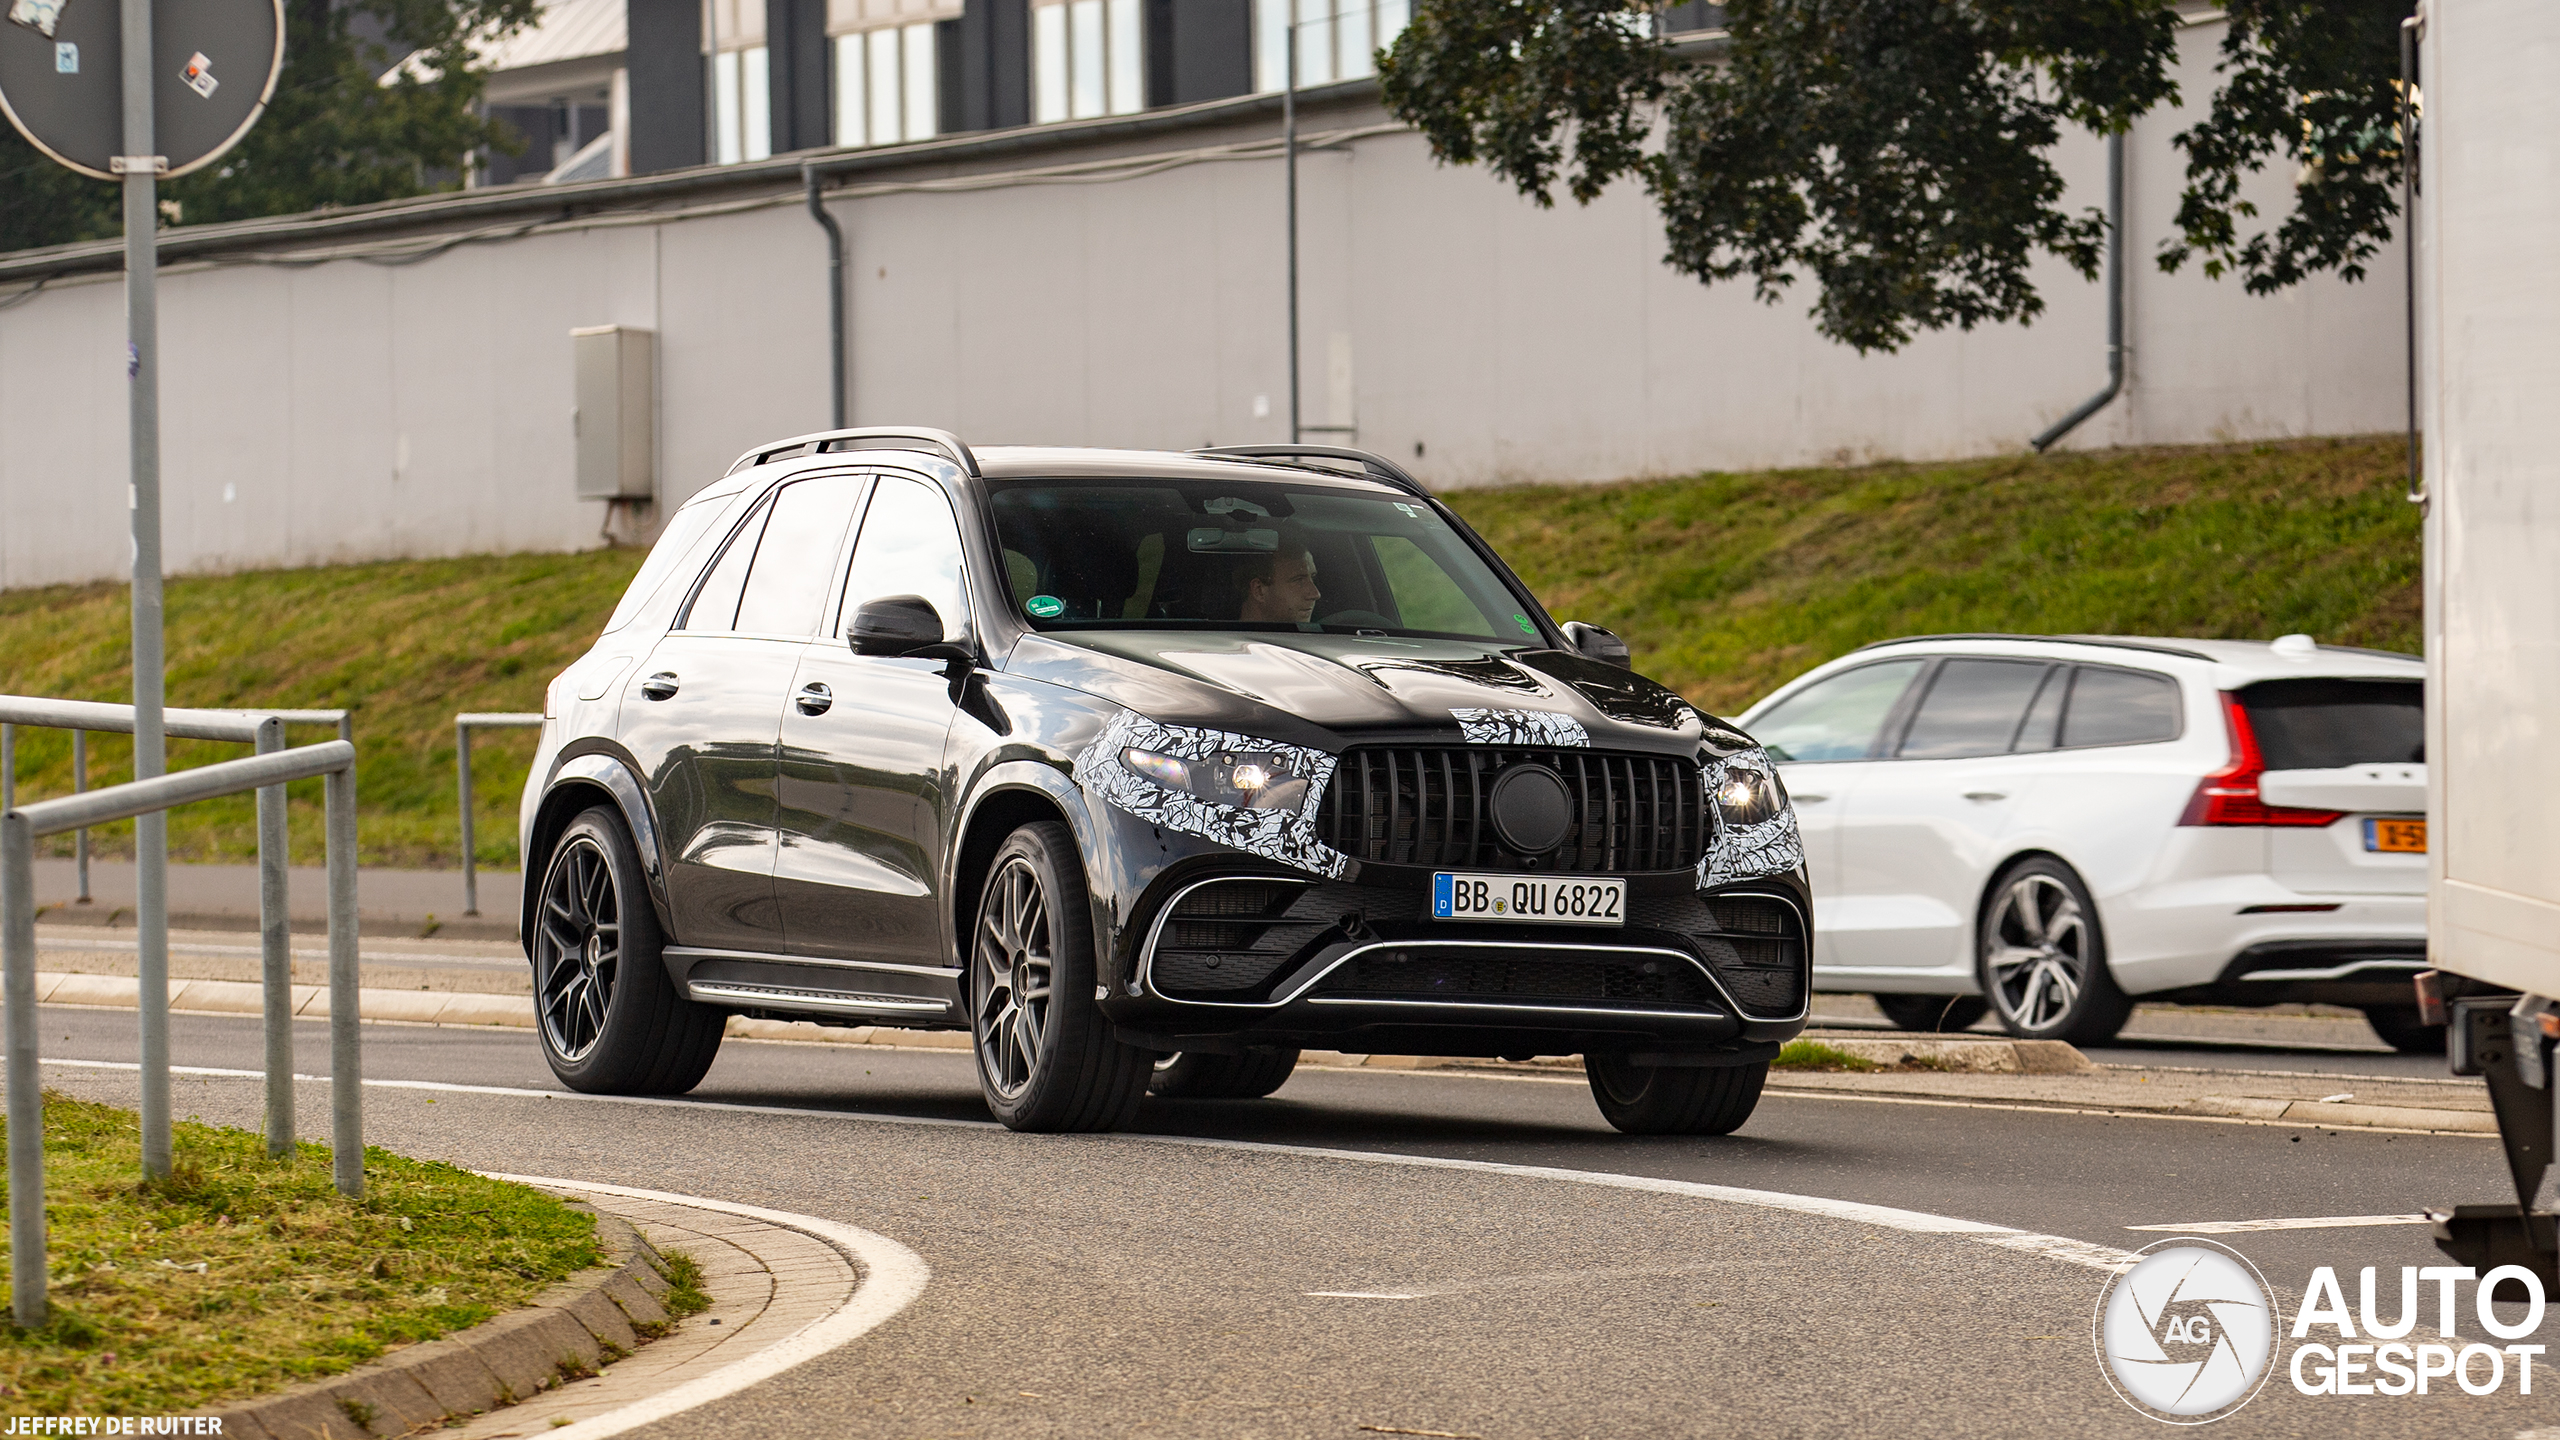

573,325,655,500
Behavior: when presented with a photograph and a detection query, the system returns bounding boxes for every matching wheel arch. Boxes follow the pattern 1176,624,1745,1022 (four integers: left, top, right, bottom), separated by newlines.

523,754,672,951
949,768,1098,968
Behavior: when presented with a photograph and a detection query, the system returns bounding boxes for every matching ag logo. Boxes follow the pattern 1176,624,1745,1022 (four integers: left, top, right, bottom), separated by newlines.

2094,1239,2279,1423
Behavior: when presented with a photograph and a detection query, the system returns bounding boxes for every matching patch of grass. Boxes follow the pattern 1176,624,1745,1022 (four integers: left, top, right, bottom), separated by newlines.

0,1093,602,1415
0,436,2421,865
649,1249,711,1334
1773,1040,1883,1072
0,549,642,867
1444,435,2421,717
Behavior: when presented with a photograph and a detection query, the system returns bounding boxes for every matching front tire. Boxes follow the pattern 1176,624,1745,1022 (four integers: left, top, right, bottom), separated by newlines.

1583,1055,1768,1136
970,822,1153,1132
532,807,725,1095
2362,1006,2447,1055
1873,993,1990,1033
1976,857,2132,1046
1151,1048,1301,1099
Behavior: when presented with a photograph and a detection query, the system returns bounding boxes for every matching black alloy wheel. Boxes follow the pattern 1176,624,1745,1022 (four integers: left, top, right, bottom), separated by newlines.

1873,993,1991,1033
969,821,1152,1131
1150,1048,1302,1099
1583,1055,1768,1135
532,807,725,1094
1975,856,2133,1046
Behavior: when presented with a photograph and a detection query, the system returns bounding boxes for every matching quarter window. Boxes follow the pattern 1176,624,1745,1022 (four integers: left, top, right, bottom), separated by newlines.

2060,666,2182,748
841,476,971,641
681,498,773,632
733,477,869,636
1897,660,2052,759
1749,660,1927,763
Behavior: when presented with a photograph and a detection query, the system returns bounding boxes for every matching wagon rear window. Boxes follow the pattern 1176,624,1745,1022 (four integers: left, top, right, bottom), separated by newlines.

2239,678,2424,768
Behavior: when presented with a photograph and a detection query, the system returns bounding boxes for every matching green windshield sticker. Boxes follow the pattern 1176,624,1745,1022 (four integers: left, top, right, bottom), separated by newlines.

1025,595,1065,619
1513,614,1535,636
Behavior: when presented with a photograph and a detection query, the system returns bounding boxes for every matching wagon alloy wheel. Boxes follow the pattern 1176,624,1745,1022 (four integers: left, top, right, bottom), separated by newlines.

1985,874,2087,1031
1976,857,2132,1046
966,821,1153,1132
532,806,726,1095
536,836,620,1061
973,856,1054,1100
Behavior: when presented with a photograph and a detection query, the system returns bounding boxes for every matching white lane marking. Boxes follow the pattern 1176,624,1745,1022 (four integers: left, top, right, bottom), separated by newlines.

480,1175,930,1440
2124,1213,2432,1234
36,935,516,966
1306,1291,1425,1300
47,1057,2134,1274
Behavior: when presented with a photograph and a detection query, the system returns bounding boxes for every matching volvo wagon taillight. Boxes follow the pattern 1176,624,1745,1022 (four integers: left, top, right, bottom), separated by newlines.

2177,692,2345,827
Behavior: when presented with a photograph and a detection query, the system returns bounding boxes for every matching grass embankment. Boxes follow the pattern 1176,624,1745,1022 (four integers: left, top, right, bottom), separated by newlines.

0,435,2418,867
0,1094,604,1415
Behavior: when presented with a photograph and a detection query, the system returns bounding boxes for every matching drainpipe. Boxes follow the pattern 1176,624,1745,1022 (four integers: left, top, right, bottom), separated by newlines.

804,162,847,428
2032,130,2126,453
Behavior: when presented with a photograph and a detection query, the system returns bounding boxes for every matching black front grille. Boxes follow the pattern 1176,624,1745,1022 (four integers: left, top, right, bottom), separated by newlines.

1627,892,1806,1017
1317,747,1705,873
1308,946,1717,1008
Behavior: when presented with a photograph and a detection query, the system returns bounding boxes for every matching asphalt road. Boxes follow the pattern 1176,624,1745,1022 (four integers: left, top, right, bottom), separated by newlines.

32,1007,2545,1438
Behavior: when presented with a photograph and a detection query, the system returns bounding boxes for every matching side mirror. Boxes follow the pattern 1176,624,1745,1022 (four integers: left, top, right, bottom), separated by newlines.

851,595,957,658
1561,620,1632,669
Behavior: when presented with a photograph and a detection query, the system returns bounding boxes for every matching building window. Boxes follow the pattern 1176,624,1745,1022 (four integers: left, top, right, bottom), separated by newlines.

833,21,940,146
1254,0,1408,93
1033,0,1142,123
713,44,772,163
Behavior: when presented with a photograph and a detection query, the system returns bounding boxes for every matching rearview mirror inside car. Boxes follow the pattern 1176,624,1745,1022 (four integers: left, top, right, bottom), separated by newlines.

1561,620,1632,669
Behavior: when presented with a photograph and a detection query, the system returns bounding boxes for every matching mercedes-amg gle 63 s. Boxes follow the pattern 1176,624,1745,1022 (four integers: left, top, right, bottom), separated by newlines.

520,430,1809,1133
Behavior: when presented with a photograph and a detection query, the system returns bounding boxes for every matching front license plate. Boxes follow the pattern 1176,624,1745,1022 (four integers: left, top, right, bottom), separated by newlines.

1432,872,1625,926
2365,817,2428,854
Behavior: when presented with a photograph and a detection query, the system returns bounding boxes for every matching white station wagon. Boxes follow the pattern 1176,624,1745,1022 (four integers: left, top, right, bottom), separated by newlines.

1735,635,2427,1049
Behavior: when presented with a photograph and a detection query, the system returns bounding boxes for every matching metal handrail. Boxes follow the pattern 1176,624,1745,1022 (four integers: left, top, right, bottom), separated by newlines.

0,701,362,1329
455,713,544,917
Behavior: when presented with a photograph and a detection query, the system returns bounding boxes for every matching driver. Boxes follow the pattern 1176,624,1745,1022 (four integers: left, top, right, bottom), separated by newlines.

1237,537,1321,624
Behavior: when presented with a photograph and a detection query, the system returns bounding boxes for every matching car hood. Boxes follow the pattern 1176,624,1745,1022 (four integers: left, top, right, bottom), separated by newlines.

1003,629,1751,758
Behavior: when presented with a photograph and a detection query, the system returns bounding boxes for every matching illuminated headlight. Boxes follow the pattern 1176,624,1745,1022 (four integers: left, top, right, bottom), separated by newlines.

1714,766,1784,827
1123,746,1310,811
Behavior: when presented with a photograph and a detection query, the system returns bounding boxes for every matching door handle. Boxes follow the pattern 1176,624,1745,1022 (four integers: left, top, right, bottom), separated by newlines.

795,682,834,716
1964,791,2007,802
640,672,679,701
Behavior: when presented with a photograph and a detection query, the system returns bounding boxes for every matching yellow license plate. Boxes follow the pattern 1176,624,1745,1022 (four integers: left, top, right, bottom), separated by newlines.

2364,818,2427,854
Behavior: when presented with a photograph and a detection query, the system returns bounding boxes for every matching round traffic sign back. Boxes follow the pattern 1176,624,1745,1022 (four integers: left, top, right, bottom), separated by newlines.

0,0,283,180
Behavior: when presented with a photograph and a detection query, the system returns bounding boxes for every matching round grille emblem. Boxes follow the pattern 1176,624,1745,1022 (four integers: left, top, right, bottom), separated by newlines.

1489,764,1573,855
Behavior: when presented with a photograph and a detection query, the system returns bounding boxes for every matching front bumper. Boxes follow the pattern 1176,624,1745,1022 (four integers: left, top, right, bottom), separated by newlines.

1096,856,1813,1058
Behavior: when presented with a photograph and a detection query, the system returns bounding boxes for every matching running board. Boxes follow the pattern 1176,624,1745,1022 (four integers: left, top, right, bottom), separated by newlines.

685,980,952,1018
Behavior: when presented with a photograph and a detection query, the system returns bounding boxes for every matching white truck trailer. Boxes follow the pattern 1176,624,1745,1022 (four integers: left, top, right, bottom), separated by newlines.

2419,0,2560,1280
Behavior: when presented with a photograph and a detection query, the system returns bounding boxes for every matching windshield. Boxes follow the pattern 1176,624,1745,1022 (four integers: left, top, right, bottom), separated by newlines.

987,478,1545,642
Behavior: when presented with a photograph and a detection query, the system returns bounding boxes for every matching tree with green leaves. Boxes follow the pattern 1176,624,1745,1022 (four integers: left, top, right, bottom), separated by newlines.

0,0,539,255
1380,1,2414,354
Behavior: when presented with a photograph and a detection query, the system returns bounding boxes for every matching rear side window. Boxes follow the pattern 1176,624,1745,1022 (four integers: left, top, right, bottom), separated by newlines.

2240,678,2423,768
2060,666,2182,748
1898,660,2052,759
732,476,868,635
1750,660,1927,762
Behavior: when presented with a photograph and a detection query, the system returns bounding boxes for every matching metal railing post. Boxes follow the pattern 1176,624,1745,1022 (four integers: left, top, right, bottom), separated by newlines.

2,723,13,811
72,730,88,904
254,717,291,1157
3,809,45,1328
325,760,361,1198
457,718,477,917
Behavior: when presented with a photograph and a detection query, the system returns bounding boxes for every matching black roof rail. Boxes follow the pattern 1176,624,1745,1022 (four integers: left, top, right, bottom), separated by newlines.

724,426,979,477
1852,633,2219,663
1191,444,1429,497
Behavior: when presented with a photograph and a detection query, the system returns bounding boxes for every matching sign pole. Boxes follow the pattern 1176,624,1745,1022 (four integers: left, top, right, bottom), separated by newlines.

118,0,171,1178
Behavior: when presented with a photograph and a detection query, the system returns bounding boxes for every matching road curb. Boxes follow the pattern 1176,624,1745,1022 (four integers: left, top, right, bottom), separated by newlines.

202,1209,677,1440
1789,1035,2098,1074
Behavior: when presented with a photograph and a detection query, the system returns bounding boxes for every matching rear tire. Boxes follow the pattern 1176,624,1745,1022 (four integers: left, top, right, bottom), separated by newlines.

2362,1006,2447,1055
1873,993,1990,1033
1976,857,2133,1047
1151,1048,1301,1099
969,821,1153,1132
1583,1056,1768,1136
532,807,725,1095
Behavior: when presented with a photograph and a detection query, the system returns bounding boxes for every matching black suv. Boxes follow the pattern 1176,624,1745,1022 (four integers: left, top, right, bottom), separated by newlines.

520,430,1810,1134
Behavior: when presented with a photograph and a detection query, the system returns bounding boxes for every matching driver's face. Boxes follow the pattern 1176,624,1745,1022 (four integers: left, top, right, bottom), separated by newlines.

1243,550,1321,623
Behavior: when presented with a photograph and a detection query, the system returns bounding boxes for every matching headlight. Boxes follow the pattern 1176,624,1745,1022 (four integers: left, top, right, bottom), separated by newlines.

1122,746,1311,811
1713,765,1784,827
